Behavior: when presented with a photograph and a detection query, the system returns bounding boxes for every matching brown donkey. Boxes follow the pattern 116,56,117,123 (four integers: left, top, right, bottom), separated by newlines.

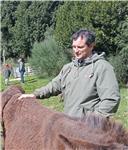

1,85,128,150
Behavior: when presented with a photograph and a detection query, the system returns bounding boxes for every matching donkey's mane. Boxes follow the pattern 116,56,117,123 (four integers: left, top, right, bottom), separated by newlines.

71,112,128,145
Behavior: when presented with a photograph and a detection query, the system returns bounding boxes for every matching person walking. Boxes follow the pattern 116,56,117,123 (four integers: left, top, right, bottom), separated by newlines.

3,64,11,86
18,58,25,83
18,29,120,118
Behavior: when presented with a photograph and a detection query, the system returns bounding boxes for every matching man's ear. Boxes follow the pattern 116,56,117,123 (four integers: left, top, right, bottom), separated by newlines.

88,42,95,48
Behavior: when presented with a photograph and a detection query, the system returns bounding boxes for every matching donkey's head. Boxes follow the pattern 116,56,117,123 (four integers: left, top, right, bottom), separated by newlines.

1,85,25,111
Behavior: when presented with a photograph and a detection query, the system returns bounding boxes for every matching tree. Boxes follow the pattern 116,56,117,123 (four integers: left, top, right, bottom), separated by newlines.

11,1,32,58
110,17,128,85
1,1,20,60
1,1,61,60
54,1,128,58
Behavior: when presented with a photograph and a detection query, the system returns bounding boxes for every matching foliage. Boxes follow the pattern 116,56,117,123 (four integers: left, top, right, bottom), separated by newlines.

54,1,91,49
29,37,68,77
1,1,128,84
10,1,32,58
1,1,20,59
1,1,61,60
54,1,128,56
109,17,128,85
118,48,128,84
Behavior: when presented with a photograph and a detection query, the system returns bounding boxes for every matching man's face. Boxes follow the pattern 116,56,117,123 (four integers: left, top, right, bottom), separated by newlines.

72,36,94,60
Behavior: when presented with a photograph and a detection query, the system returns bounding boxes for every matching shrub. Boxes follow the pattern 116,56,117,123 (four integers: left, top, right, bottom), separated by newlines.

29,37,68,77
109,48,128,86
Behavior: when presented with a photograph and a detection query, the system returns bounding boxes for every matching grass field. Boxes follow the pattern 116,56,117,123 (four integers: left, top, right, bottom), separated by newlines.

0,74,128,128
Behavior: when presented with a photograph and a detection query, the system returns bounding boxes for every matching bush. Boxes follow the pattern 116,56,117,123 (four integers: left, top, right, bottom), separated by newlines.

29,37,68,77
109,48,128,85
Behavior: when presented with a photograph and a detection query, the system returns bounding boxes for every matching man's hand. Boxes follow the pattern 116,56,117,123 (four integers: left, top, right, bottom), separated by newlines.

18,94,35,100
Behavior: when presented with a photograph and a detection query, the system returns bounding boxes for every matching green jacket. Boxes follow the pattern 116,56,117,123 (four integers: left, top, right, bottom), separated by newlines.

34,52,120,117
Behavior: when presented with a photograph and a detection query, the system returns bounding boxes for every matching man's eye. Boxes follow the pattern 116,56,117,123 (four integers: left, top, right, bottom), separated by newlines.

78,46,83,48
72,46,76,48
72,46,85,49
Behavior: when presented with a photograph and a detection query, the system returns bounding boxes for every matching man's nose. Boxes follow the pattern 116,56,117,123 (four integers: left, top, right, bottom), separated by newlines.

74,47,79,52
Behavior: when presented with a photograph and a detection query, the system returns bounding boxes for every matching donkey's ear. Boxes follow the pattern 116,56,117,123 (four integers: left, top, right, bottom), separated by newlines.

1,85,25,110
58,134,89,149
108,143,128,150
58,122,114,149
59,133,114,150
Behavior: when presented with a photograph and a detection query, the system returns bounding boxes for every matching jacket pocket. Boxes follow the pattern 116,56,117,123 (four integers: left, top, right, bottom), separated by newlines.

81,106,94,117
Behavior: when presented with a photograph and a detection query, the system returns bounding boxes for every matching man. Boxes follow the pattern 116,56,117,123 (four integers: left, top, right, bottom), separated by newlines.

18,58,25,83
19,29,120,118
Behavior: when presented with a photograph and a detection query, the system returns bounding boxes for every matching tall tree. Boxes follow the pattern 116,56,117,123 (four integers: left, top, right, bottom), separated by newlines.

54,1,128,57
1,1,61,60
112,16,128,84
11,1,32,58
1,1,20,61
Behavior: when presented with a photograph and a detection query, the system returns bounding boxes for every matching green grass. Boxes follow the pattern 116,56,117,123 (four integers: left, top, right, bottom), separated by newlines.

0,75,64,112
0,75,50,92
114,88,128,127
1,74,128,127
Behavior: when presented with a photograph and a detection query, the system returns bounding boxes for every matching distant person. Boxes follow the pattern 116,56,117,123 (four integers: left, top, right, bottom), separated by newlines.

18,58,25,83
19,29,120,118
3,64,11,85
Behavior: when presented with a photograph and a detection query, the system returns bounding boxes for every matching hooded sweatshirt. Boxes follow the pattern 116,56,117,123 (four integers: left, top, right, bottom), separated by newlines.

34,52,120,117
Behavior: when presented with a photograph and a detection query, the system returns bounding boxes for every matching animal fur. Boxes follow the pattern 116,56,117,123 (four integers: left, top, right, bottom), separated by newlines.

1,85,128,150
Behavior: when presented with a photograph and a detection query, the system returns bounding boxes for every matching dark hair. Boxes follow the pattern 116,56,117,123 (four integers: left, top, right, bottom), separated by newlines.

19,58,25,63
21,58,25,62
72,29,95,46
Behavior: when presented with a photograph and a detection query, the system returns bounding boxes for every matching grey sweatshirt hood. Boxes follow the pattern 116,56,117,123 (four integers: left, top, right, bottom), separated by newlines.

73,52,105,67
72,52,106,78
